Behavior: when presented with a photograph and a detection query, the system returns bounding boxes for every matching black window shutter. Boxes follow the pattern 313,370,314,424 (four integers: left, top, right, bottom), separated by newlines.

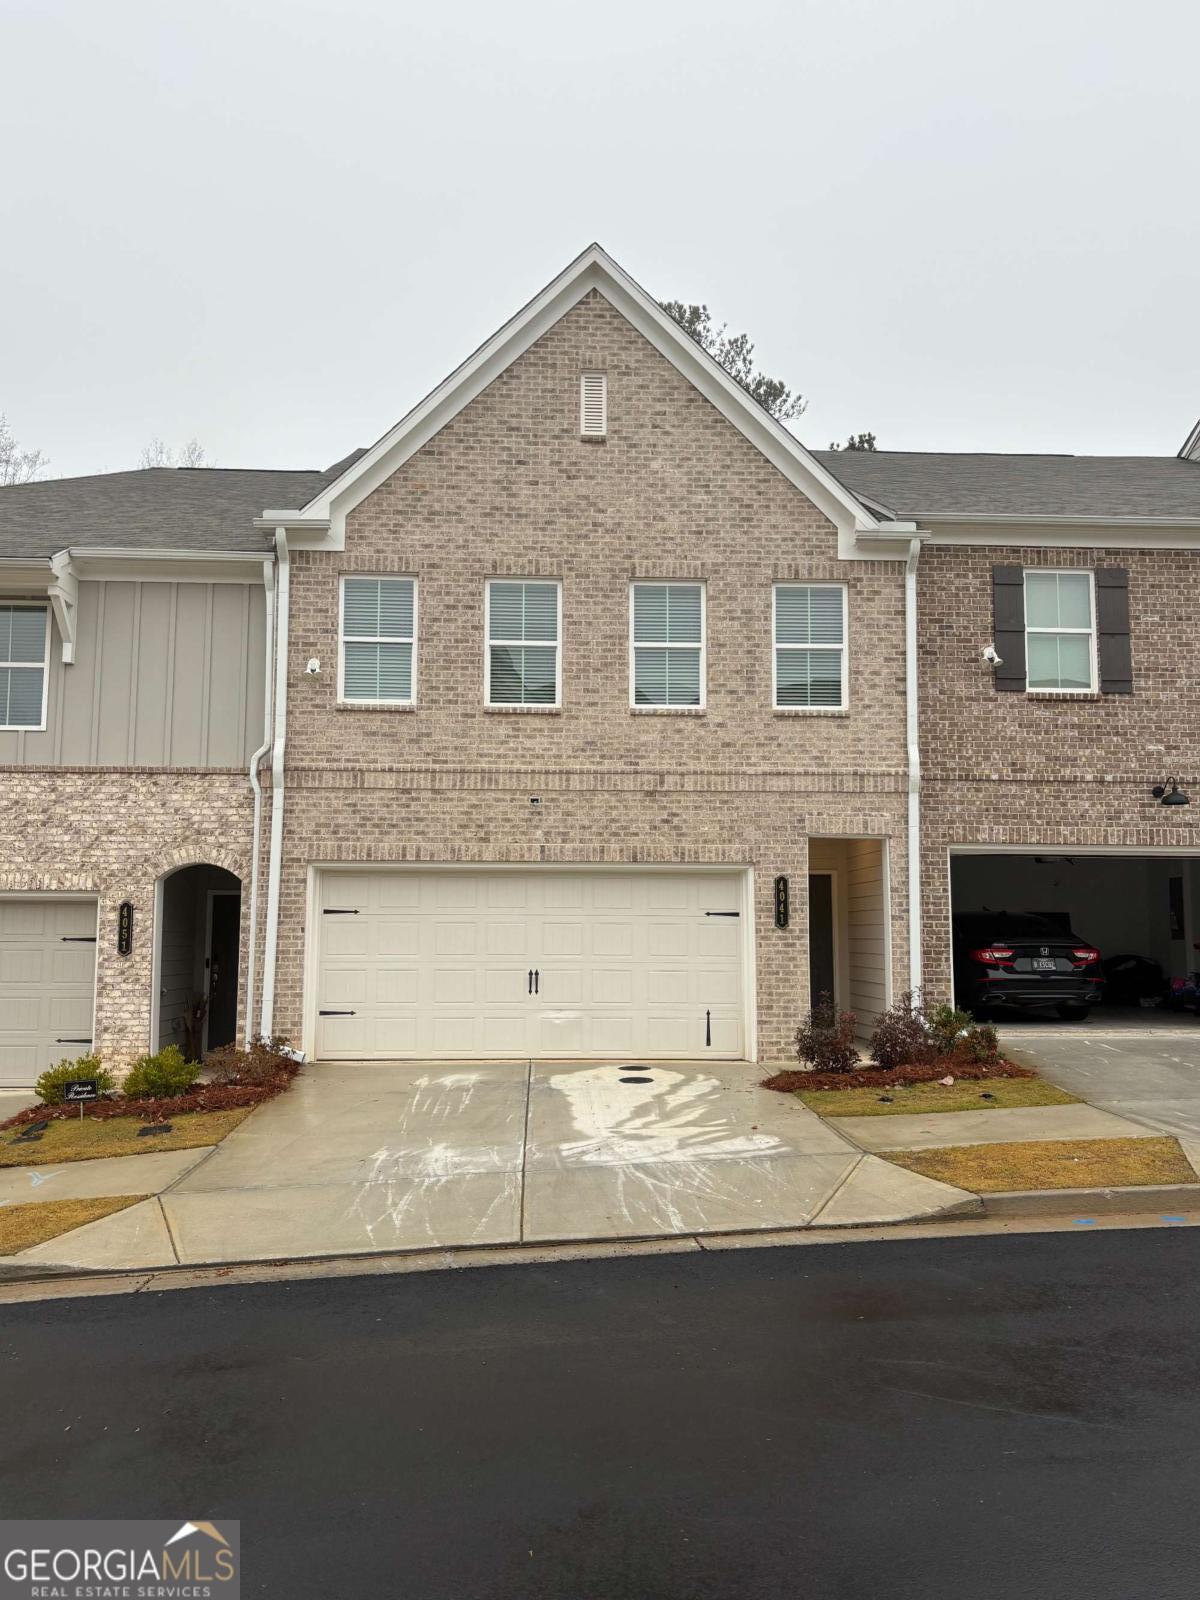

1096,567,1133,694
991,566,1026,691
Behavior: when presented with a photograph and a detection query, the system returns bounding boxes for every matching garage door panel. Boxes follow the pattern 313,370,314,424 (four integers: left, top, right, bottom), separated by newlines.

315,872,745,1061
0,899,97,1084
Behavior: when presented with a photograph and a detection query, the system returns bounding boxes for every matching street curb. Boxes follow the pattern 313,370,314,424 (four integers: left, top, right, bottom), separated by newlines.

982,1182,1200,1216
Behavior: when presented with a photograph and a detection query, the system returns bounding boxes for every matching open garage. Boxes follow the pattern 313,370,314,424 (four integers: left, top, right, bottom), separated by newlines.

949,850,1200,1021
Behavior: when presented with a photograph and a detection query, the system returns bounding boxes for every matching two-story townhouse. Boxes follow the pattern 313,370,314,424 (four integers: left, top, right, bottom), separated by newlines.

0,463,351,1083
815,441,1200,1013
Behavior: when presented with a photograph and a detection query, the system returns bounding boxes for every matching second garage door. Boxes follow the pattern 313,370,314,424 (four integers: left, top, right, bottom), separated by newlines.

0,898,97,1086
314,869,747,1060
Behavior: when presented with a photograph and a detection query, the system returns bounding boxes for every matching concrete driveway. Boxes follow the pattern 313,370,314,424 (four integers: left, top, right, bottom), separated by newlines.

1002,1021,1200,1140
10,1060,975,1269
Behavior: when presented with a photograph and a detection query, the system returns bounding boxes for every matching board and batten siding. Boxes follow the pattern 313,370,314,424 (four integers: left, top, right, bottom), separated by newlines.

845,838,888,1029
0,580,267,768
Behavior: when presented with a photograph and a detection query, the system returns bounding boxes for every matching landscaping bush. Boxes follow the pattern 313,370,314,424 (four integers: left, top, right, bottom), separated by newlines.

795,995,859,1074
35,1055,116,1106
948,1020,1002,1066
204,1035,296,1088
928,1003,974,1057
122,1044,200,1100
869,990,936,1070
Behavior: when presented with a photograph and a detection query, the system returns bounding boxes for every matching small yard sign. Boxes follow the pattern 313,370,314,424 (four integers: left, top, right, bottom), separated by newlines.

63,1078,99,1120
117,900,134,955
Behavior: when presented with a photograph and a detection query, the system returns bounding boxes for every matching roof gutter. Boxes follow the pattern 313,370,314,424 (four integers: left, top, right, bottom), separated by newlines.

243,554,276,1045
258,528,290,1041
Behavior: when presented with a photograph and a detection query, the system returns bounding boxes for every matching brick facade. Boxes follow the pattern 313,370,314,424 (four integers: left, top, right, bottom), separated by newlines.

271,291,912,1060
918,543,1200,999
0,769,254,1067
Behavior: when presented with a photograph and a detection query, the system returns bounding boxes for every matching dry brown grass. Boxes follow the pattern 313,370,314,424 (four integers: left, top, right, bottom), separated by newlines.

799,1078,1079,1118
0,1107,254,1168
882,1136,1199,1193
0,1195,145,1254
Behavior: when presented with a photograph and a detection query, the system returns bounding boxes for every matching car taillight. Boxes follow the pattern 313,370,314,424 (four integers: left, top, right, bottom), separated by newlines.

970,947,1014,964
1071,948,1099,963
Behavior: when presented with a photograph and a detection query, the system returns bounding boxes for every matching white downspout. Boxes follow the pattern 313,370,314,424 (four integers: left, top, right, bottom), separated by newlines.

244,555,276,1044
259,527,290,1039
905,535,923,995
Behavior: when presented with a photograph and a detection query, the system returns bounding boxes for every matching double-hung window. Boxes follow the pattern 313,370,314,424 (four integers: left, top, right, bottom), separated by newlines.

773,584,847,709
0,604,49,730
486,580,561,706
340,576,417,704
1023,570,1096,692
630,583,704,707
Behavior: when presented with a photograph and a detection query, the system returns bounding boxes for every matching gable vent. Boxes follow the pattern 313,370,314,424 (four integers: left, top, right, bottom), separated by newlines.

580,372,607,438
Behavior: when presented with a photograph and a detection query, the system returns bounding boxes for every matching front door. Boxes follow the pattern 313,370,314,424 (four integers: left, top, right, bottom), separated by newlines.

808,873,836,1009
206,894,241,1050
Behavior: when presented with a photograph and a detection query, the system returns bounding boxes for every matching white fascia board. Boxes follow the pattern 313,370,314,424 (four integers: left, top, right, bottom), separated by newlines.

65,548,270,582
924,516,1200,549
292,243,881,553
0,557,53,590
852,522,928,558
1180,418,1200,461
252,514,331,547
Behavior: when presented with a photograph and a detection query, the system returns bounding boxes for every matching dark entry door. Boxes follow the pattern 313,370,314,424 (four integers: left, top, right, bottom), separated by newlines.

207,894,241,1050
808,874,836,1008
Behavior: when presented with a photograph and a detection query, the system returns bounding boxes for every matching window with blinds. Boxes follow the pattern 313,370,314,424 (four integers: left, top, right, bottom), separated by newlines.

580,372,607,437
773,584,847,710
631,583,704,708
1024,570,1096,692
340,576,417,703
486,580,561,706
0,604,48,729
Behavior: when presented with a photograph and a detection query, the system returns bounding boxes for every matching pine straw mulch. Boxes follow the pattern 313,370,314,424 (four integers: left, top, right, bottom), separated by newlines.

0,1060,300,1133
762,1057,1035,1094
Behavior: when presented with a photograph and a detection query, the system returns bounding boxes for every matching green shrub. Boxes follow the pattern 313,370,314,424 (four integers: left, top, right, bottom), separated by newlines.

929,1003,974,1057
795,995,860,1073
950,1021,1002,1066
122,1044,200,1100
35,1055,115,1106
870,990,937,1070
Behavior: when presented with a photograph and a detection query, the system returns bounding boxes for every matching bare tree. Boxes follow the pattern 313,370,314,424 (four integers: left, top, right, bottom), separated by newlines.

138,436,211,468
0,415,49,485
659,300,806,420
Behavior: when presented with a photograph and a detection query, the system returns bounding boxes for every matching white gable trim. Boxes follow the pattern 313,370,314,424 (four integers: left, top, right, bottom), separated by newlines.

1181,417,1200,462
282,244,883,556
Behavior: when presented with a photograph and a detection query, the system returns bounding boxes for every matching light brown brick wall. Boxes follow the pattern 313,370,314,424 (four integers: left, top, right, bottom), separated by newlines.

918,543,1200,999
0,769,255,1067
274,290,912,1059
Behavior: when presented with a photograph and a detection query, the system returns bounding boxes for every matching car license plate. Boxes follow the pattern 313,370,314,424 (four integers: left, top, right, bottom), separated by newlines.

1032,958,1057,972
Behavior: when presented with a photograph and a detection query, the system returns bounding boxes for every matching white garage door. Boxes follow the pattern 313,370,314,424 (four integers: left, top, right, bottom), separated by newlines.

314,870,747,1060
0,899,97,1085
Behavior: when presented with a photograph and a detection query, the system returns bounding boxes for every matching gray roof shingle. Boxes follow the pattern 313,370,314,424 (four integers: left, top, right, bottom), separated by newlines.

0,460,360,561
810,450,1200,522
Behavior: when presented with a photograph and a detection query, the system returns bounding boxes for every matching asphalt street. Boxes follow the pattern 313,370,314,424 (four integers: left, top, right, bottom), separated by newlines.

3,1229,1199,1599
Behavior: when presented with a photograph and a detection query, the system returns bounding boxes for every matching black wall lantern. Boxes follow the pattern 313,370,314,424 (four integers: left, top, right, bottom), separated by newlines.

1152,778,1190,807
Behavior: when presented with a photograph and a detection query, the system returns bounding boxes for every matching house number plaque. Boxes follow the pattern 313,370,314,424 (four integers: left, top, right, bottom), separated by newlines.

774,875,789,929
117,900,134,956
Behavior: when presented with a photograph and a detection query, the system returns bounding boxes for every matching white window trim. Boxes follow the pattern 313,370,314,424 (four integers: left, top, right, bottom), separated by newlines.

1023,568,1098,695
771,583,848,712
628,581,707,711
337,575,418,706
484,578,562,708
0,601,51,732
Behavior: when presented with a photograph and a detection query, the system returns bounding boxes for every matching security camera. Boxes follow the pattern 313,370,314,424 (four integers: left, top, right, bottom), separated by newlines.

305,657,321,676
981,644,1003,667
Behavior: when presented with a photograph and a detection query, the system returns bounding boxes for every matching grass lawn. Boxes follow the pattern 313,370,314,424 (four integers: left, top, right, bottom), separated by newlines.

799,1077,1079,1118
883,1136,1199,1193
0,1195,146,1253
0,1106,254,1168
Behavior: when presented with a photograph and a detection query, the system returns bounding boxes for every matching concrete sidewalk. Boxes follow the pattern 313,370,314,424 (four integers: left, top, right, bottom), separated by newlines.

828,1101,1163,1153
2,1061,979,1271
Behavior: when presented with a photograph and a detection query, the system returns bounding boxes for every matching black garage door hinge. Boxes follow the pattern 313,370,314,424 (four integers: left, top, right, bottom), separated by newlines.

56,1037,93,1044
61,936,98,943
319,1010,356,1017
705,911,740,917
322,908,360,916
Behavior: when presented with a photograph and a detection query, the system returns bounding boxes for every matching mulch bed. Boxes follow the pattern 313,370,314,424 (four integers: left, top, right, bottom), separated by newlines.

0,1060,300,1132
762,1058,1034,1094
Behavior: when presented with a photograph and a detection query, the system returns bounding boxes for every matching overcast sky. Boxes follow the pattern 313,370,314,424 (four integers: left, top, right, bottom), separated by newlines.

3,0,1197,479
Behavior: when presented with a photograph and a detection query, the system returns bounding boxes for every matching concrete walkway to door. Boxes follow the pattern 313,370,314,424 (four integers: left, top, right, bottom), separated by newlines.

9,1061,978,1270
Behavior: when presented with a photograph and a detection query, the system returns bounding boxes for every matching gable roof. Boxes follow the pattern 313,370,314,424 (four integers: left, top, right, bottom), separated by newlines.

280,244,883,547
0,460,361,560
811,450,1200,524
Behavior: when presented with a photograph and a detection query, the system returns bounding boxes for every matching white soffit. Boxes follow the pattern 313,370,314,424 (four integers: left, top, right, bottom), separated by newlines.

285,244,884,553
